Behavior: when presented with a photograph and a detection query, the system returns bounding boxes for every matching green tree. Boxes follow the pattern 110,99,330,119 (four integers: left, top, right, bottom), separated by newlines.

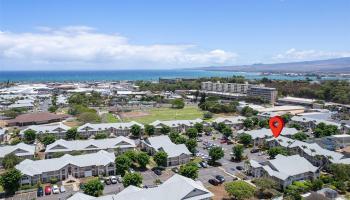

160,125,171,135
267,147,288,159
94,132,108,139
253,178,277,199
224,180,256,200
185,139,197,154
222,127,232,138
65,127,79,140
171,98,185,109
115,155,132,176
78,112,101,123
329,163,350,181
136,152,150,169
0,168,22,195
186,128,198,139
122,172,143,187
40,134,56,145
169,132,180,143
83,178,104,197
292,132,308,141
203,111,213,119
258,119,269,128
124,150,138,162
179,162,199,179
239,133,252,146
209,146,224,164
2,153,22,169
23,129,36,144
154,151,168,167
144,124,155,136
232,144,244,161
130,124,142,138
243,118,254,129
194,123,204,133
216,122,227,132
175,136,187,144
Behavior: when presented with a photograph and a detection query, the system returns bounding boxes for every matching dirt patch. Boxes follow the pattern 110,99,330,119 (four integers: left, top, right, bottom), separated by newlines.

120,111,150,119
207,185,231,200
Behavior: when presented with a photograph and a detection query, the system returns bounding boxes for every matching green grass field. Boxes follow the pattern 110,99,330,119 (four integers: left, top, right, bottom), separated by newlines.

101,113,120,123
123,106,204,124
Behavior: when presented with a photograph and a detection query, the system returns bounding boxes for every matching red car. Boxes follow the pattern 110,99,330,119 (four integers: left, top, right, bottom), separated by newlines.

44,185,52,195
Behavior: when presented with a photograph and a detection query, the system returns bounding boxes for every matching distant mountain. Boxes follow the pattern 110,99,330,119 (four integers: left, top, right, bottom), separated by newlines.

196,57,350,73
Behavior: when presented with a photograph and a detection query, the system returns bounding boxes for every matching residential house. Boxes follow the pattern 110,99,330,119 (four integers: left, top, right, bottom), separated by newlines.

77,121,144,138
150,118,206,134
141,135,191,166
15,150,115,185
212,116,246,130
45,137,136,158
249,155,319,189
68,174,213,200
0,143,35,167
20,122,71,139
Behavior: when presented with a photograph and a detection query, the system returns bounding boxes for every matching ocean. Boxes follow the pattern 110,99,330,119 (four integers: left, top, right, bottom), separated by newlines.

0,70,337,82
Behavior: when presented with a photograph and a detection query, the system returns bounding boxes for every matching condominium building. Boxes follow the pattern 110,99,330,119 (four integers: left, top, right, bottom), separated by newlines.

0,143,35,167
45,137,136,158
20,122,71,139
16,150,116,185
247,86,278,104
201,81,251,94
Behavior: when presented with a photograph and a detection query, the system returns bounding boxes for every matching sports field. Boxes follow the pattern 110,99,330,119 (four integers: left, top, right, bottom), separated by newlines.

122,106,204,124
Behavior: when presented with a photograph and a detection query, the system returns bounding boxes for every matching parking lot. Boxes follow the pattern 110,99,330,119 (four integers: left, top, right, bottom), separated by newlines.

141,169,175,186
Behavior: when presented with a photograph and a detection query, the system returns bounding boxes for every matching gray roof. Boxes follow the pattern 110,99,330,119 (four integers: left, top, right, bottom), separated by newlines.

20,122,71,135
241,128,298,139
77,121,144,132
150,119,203,128
144,135,191,157
16,150,115,176
213,116,246,124
291,115,341,128
68,174,213,200
250,155,318,180
0,142,35,158
267,136,350,164
45,137,135,153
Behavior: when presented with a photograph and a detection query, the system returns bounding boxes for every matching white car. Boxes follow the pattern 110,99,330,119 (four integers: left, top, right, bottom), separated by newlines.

52,185,60,194
60,185,66,193
110,176,118,184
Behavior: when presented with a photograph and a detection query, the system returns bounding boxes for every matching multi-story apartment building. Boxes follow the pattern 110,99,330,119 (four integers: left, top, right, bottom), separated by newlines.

141,135,191,166
249,155,319,189
149,118,206,134
77,121,144,138
45,137,136,158
16,150,116,185
247,86,278,104
201,81,251,94
20,122,70,139
0,143,35,167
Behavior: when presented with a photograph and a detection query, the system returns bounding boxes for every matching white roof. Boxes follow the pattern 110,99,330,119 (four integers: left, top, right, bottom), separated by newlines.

0,143,35,158
251,155,318,180
291,116,341,128
45,137,135,153
20,122,71,135
240,128,299,140
78,121,144,132
267,136,350,164
213,116,246,124
68,174,213,200
143,135,191,157
150,119,203,128
16,150,115,176
278,96,315,104
259,105,305,113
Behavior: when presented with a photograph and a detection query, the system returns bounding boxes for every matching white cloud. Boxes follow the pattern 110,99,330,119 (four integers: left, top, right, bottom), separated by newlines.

273,48,350,61
0,26,238,69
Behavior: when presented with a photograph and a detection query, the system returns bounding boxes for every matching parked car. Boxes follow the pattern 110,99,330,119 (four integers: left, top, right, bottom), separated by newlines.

196,163,202,168
44,185,52,195
60,185,66,193
117,176,123,183
154,169,162,175
37,187,44,197
250,148,259,153
52,185,59,194
208,178,220,186
236,166,243,170
110,176,118,184
129,168,135,173
171,167,179,173
104,177,112,185
215,175,225,183
200,161,208,168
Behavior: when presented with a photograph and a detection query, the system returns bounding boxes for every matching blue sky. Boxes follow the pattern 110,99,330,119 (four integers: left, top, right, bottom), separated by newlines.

0,0,349,70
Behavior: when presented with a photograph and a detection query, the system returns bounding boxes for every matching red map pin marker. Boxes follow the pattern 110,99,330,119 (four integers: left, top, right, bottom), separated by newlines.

269,116,284,138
